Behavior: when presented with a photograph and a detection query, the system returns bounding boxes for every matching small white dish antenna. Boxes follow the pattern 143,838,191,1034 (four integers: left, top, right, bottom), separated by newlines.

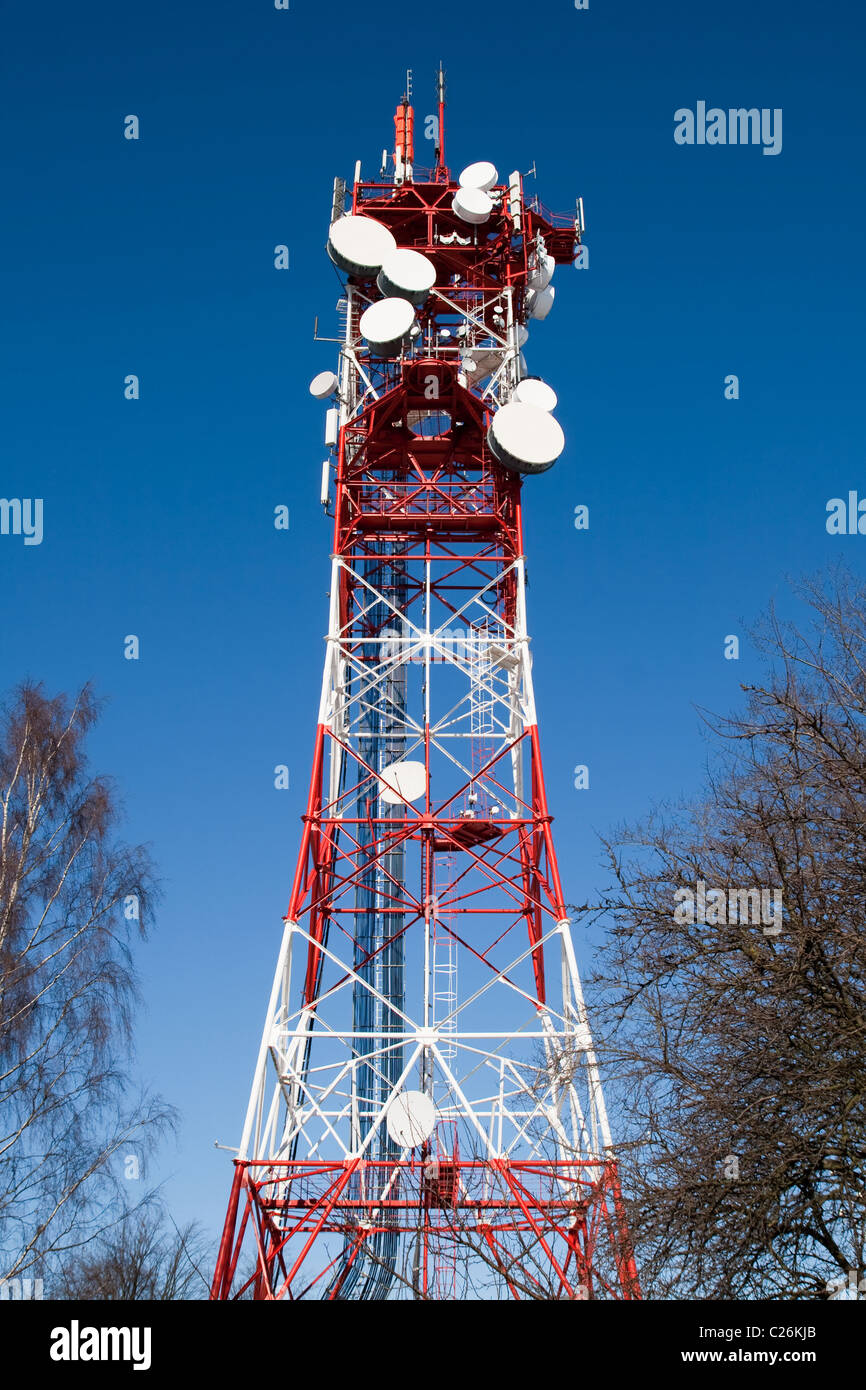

459,160,498,191
359,297,415,356
379,759,427,804
309,370,339,399
512,376,558,411
386,1090,437,1148
377,248,436,305
527,253,555,291
527,285,555,320
462,346,502,381
452,187,492,225
488,401,564,475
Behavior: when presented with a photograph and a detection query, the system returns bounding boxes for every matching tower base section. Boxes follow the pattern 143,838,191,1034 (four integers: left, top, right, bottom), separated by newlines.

210,1156,640,1301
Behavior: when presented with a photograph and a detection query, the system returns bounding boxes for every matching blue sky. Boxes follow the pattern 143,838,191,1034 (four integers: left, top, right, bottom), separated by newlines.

2,0,864,1247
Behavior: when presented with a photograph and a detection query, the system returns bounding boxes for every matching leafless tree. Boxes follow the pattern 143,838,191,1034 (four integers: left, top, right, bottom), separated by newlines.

56,1205,212,1300
576,567,866,1299
0,682,174,1284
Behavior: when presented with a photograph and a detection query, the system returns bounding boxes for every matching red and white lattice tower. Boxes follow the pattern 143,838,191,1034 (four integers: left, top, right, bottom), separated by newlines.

211,71,639,1302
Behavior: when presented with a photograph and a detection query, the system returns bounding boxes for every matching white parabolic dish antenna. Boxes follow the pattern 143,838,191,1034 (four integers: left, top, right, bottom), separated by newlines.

459,160,498,191
359,297,415,356
528,253,555,291
309,370,339,399
452,187,492,225
512,376,558,412
527,284,556,321
386,1090,437,1148
377,249,436,305
488,401,565,475
379,759,427,804
327,214,396,276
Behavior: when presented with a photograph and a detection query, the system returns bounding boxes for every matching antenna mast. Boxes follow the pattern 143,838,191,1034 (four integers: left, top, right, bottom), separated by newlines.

211,73,637,1306
393,71,414,185
436,63,446,177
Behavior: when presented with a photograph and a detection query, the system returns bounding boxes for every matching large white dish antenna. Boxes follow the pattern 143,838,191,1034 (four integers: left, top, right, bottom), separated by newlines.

527,253,555,291
379,759,427,804
516,324,530,348
309,370,339,399
459,160,498,191
359,297,415,356
512,376,558,412
527,285,556,320
327,214,396,276
377,249,436,305
452,187,492,225
488,401,564,475
386,1090,437,1148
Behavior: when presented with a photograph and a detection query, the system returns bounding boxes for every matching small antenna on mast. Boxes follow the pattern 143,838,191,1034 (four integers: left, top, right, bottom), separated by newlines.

393,77,415,185
436,63,447,177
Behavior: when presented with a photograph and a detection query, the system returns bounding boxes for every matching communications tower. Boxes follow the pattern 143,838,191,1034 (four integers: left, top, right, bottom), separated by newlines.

211,71,639,1301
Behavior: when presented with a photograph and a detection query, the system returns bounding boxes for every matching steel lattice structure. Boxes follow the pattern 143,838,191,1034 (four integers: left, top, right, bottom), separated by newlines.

211,73,639,1302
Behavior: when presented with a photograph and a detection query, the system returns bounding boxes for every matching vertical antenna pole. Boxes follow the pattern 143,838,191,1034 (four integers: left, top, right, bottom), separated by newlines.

437,63,446,175
394,75,415,185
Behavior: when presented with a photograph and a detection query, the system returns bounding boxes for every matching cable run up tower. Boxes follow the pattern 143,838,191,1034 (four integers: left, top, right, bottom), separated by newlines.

211,71,639,1302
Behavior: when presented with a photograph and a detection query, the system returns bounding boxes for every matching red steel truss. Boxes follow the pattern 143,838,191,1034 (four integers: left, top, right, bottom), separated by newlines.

212,1158,638,1301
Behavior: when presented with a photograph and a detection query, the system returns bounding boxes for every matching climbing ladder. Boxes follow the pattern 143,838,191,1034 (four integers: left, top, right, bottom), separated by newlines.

468,620,496,814
432,852,458,1066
